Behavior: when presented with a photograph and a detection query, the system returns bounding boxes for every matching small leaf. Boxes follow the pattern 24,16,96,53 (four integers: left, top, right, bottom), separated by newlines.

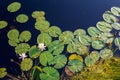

32,11,45,18
0,21,8,29
79,35,91,46
69,54,83,62
76,45,89,55
74,29,86,37
111,6,120,16
90,51,100,61
37,33,52,46
0,68,7,78
114,37,120,47
67,43,77,53
39,67,59,80
16,14,29,23
8,39,18,47
21,58,33,71
92,40,105,50
111,22,120,30
85,55,95,67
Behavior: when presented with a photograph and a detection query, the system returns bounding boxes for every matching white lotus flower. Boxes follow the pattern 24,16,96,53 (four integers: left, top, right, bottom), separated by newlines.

38,43,46,51
19,53,27,60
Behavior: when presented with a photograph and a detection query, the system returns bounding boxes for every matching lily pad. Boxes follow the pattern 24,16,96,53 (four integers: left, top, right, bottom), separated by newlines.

19,30,31,42
16,14,29,23
15,43,30,54
90,51,100,61
29,45,41,58
111,22,120,30
96,21,112,32
69,54,83,62
59,31,74,44
0,68,7,78
67,43,77,53
103,13,118,23
8,39,18,47
48,26,62,37
100,48,113,59
114,37,120,47
76,45,89,55
85,55,95,67
49,55,67,69
79,35,91,46
39,51,53,66
68,59,83,73
87,27,101,37
0,21,8,29
20,58,33,71
39,67,59,80
74,29,86,37
7,2,21,12
37,33,52,46
48,40,64,55
32,11,45,18
92,40,105,50
35,20,50,31
111,7,120,16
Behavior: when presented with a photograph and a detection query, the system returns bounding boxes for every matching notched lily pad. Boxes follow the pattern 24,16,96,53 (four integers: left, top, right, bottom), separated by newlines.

111,22,120,30
0,68,7,78
79,35,91,46
92,40,105,50
0,21,8,29
85,55,95,67
8,39,18,47
67,43,77,53
16,14,29,23
32,11,45,18
111,6,120,16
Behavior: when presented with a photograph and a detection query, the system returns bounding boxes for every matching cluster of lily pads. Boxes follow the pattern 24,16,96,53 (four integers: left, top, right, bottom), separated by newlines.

0,1,120,80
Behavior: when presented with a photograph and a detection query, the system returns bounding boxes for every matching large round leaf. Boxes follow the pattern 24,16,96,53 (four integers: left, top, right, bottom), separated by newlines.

48,40,64,55
67,43,77,53
111,7,120,16
111,22,120,30
74,29,86,38
92,40,105,50
49,55,67,69
59,31,74,44
32,11,45,18
7,2,21,12
8,39,18,47
19,30,31,42
76,45,89,55
20,58,33,71
39,51,53,66
100,48,113,59
96,21,112,32
48,26,62,37
79,35,91,46
39,67,59,80
15,43,30,54
0,68,7,78
0,21,8,29
16,14,29,23
68,59,83,73
85,55,95,67
37,33,52,46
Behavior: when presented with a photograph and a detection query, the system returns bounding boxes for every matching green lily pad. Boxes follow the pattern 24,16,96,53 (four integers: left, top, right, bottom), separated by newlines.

15,43,30,54
114,37,120,47
85,55,95,67
96,21,112,32
111,22,120,30
0,68,7,78
35,20,50,31
76,45,89,55
67,43,77,53
20,58,33,71
29,45,41,58
16,14,29,23
49,55,67,69
39,67,59,80
90,51,100,61
74,29,86,37
103,13,118,23
0,21,8,29
32,11,45,18
48,40,64,55
37,33,52,46
68,59,83,73
48,26,62,37
59,31,74,44
8,39,18,47
36,17,46,22
100,48,113,59
39,51,53,66
111,7,120,16
7,29,19,43
79,35,91,46
7,2,21,12
92,40,105,50
87,27,101,37
19,30,31,42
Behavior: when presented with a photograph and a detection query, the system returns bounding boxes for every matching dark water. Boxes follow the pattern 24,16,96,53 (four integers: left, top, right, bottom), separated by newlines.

0,0,120,75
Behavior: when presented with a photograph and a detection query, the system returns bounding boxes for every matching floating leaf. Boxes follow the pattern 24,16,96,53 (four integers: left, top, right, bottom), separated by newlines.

49,55,67,69
114,37,120,47
7,29,19,43
85,55,95,67
79,35,91,45
76,45,89,55
59,31,74,44
68,59,83,73
100,48,113,59
92,40,105,50
39,51,53,66
103,13,118,23
20,58,33,71
19,30,31,42
96,21,112,32
67,43,77,53
37,33,52,46
69,54,83,62
7,2,21,12
15,43,30,54
111,7,120,16
87,27,101,37
32,11,45,18
35,20,50,31
16,14,29,23
0,21,8,29
48,40,64,55
39,67,59,80
0,68,7,78
48,26,62,37
90,51,100,61
8,39,18,47
74,29,86,36
29,45,41,58
111,22,120,30
36,17,46,22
